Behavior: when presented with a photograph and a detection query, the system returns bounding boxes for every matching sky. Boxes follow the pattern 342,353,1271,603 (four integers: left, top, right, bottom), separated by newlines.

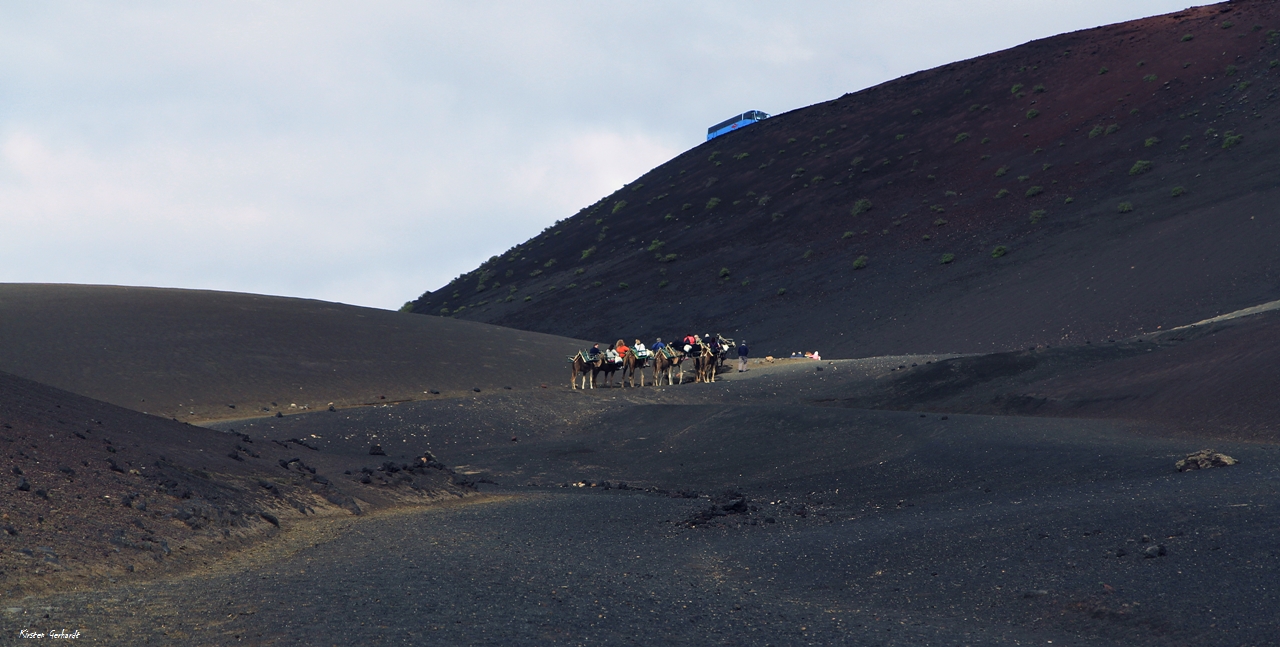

0,1,1195,310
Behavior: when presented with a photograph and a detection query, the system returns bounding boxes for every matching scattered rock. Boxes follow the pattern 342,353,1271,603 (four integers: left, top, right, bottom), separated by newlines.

1176,449,1238,472
260,512,279,527
1143,544,1167,558
275,411,283,418
16,477,30,492
369,444,386,456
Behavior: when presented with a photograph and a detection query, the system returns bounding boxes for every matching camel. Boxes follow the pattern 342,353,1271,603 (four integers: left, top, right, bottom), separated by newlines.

592,351,624,388
570,352,603,389
651,347,682,385
694,343,718,383
713,334,736,369
622,350,649,387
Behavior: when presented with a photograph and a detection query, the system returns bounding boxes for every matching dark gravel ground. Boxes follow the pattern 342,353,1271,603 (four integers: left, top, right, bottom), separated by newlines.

6,416,1278,646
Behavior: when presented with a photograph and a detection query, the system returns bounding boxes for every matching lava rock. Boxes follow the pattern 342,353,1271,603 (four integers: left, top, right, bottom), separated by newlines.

1176,449,1238,471
369,444,386,456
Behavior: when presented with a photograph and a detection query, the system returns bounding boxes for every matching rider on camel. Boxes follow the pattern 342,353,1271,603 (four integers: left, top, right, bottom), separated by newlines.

614,339,630,362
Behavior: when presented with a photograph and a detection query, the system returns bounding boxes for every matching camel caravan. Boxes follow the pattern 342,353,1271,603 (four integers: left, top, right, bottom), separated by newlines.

569,334,735,389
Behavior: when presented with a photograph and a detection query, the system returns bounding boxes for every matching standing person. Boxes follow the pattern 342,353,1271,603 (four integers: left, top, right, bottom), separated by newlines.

737,339,750,372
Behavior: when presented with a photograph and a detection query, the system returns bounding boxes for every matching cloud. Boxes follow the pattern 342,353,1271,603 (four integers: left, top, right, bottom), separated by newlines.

0,1,1193,309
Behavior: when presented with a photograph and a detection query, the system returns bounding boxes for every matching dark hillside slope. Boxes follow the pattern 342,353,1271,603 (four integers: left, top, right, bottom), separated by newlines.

0,284,587,422
411,0,1280,357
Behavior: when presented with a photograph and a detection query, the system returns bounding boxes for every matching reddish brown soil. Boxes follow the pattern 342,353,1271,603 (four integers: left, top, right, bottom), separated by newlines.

413,0,1280,361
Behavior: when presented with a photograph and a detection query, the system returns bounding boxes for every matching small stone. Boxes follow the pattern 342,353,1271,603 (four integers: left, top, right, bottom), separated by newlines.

16,477,30,492
1143,544,1167,558
369,444,386,456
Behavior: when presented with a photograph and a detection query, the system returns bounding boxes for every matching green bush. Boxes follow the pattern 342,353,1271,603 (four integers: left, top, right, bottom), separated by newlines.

1181,33,1194,42
611,200,627,214
647,239,665,252
523,296,532,302
658,253,677,263
543,258,557,267
934,218,948,226
895,134,906,141
574,267,585,275
1118,202,1134,213
991,246,1008,258
1105,124,1120,135
852,255,868,270
705,197,721,210
1064,197,1074,204
1030,210,1046,224
801,250,813,260
776,288,787,296
995,166,1008,177
1143,74,1158,82
1099,66,1109,75
681,203,692,211
1010,84,1024,95
658,280,669,289
529,269,543,277
1226,65,1238,77
851,198,873,216
995,189,1010,199
566,283,577,289
719,267,730,278
1025,186,1043,197
1026,109,1040,119
771,212,785,222
1222,131,1244,148
1144,137,1160,147
733,152,749,160
1129,160,1153,176
581,246,596,260
1017,175,1030,182
842,231,855,239
1088,125,1105,138
1171,186,1186,197
1033,84,1046,93
954,132,970,143
939,253,955,265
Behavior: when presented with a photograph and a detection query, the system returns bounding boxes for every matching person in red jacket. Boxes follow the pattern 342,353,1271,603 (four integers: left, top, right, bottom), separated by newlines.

614,339,630,359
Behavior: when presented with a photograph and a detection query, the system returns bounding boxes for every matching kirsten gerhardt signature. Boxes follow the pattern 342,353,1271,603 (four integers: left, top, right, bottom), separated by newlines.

19,628,81,639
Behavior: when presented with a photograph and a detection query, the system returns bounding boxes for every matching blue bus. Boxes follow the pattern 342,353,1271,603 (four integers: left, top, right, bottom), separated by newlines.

706,110,770,141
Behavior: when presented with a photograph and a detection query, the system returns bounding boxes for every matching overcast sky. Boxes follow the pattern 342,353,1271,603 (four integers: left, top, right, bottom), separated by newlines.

0,1,1194,310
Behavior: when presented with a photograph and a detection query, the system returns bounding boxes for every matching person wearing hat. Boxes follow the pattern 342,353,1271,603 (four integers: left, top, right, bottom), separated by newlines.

737,339,750,372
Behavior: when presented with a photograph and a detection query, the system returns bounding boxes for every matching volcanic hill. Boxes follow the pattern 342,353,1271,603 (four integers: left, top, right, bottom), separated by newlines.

409,0,1280,358
0,283,588,423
